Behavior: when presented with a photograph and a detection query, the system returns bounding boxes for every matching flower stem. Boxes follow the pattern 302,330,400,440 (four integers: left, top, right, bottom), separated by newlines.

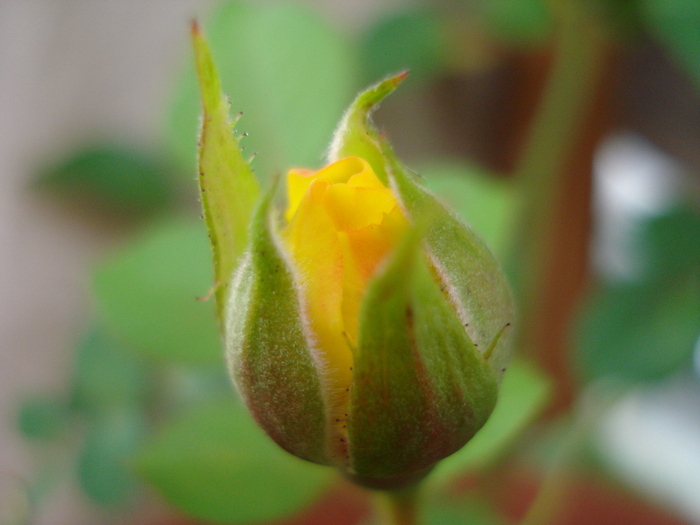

375,484,422,525
506,0,607,316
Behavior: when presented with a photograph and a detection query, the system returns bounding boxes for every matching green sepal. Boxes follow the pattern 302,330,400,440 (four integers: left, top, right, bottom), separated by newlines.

348,227,499,488
225,181,328,465
385,147,516,377
327,71,408,185
192,23,261,321
329,75,515,376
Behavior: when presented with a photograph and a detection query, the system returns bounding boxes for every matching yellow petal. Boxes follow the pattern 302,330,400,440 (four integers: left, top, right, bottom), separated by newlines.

285,157,370,221
346,163,385,189
284,177,353,416
285,168,315,222
324,184,396,231
339,207,407,343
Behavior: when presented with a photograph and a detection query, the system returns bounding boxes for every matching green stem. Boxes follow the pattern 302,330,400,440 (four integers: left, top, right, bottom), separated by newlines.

506,0,607,322
374,485,422,525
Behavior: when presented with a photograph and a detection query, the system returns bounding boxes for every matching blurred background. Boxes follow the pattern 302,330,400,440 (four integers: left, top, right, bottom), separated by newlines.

1,0,699,524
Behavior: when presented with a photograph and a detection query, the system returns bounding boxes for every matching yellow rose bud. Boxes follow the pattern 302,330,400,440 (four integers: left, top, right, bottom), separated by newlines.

193,31,516,489
226,152,511,489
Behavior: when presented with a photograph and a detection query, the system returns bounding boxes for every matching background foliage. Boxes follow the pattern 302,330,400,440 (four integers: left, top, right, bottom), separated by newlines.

13,0,700,524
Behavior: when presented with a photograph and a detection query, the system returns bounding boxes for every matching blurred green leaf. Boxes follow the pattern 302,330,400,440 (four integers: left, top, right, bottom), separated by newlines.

34,145,176,215
168,0,357,178
78,409,145,507
481,0,553,46
593,0,644,36
640,207,700,279
70,326,149,413
134,397,332,524
641,0,700,88
574,275,700,382
575,206,700,382
93,220,221,365
155,366,232,416
429,359,551,487
360,7,445,85
17,396,69,441
420,160,517,257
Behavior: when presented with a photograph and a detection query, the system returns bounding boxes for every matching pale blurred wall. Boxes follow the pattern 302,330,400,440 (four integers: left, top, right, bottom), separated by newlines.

0,1,402,523
0,2,216,522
